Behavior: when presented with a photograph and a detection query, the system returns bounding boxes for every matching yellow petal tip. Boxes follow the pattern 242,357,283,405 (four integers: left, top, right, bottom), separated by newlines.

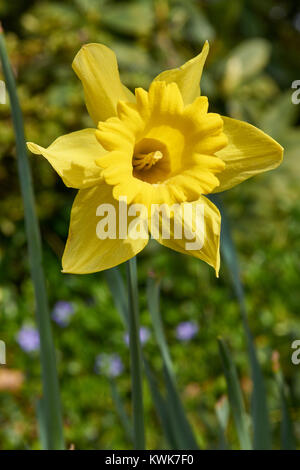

278,144,284,163
27,142,42,154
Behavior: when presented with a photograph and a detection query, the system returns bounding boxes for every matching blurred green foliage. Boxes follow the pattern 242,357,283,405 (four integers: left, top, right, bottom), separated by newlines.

0,0,300,449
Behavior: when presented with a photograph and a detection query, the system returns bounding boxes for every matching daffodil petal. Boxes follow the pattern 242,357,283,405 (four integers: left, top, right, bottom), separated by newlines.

27,129,104,189
153,41,209,105
62,182,149,274
72,43,135,124
150,195,220,276
214,116,284,192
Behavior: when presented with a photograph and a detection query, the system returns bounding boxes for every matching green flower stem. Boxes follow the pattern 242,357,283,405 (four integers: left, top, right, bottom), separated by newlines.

126,257,145,449
0,25,64,450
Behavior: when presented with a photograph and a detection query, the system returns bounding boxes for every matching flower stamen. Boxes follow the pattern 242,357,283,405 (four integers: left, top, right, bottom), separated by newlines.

132,150,163,171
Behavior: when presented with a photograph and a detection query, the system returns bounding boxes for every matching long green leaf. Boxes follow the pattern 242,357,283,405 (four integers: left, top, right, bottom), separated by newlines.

272,354,296,450
146,278,174,380
279,388,296,449
106,268,198,449
211,194,271,449
162,363,199,449
147,276,198,450
279,377,296,450
126,257,145,449
104,267,129,327
215,396,229,450
109,378,133,443
218,337,252,450
0,24,64,450
144,360,179,449
36,398,48,450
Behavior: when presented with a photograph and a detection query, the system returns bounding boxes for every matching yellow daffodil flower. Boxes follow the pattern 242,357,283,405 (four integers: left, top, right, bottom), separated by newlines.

27,42,283,275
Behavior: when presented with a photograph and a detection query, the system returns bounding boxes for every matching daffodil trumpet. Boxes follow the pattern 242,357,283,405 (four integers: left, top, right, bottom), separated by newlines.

27,41,283,277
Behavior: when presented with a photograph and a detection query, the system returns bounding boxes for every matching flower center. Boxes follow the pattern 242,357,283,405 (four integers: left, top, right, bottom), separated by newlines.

132,150,163,171
131,137,171,183
95,81,228,207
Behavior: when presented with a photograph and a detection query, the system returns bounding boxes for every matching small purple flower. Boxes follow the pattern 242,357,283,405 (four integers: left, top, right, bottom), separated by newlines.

52,301,74,327
124,326,151,346
176,321,198,341
95,353,124,378
109,355,124,377
17,326,40,352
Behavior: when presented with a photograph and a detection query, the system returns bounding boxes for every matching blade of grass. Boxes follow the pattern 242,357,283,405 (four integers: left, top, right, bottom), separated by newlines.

211,193,271,449
36,398,48,450
106,268,198,448
147,276,199,450
279,379,296,450
104,267,129,326
102,269,134,443
109,378,133,443
272,352,296,450
126,257,145,449
215,395,229,450
144,359,179,449
105,268,178,447
105,269,170,446
162,363,199,449
0,24,64,449
218,337,252,450
146,277,174,380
